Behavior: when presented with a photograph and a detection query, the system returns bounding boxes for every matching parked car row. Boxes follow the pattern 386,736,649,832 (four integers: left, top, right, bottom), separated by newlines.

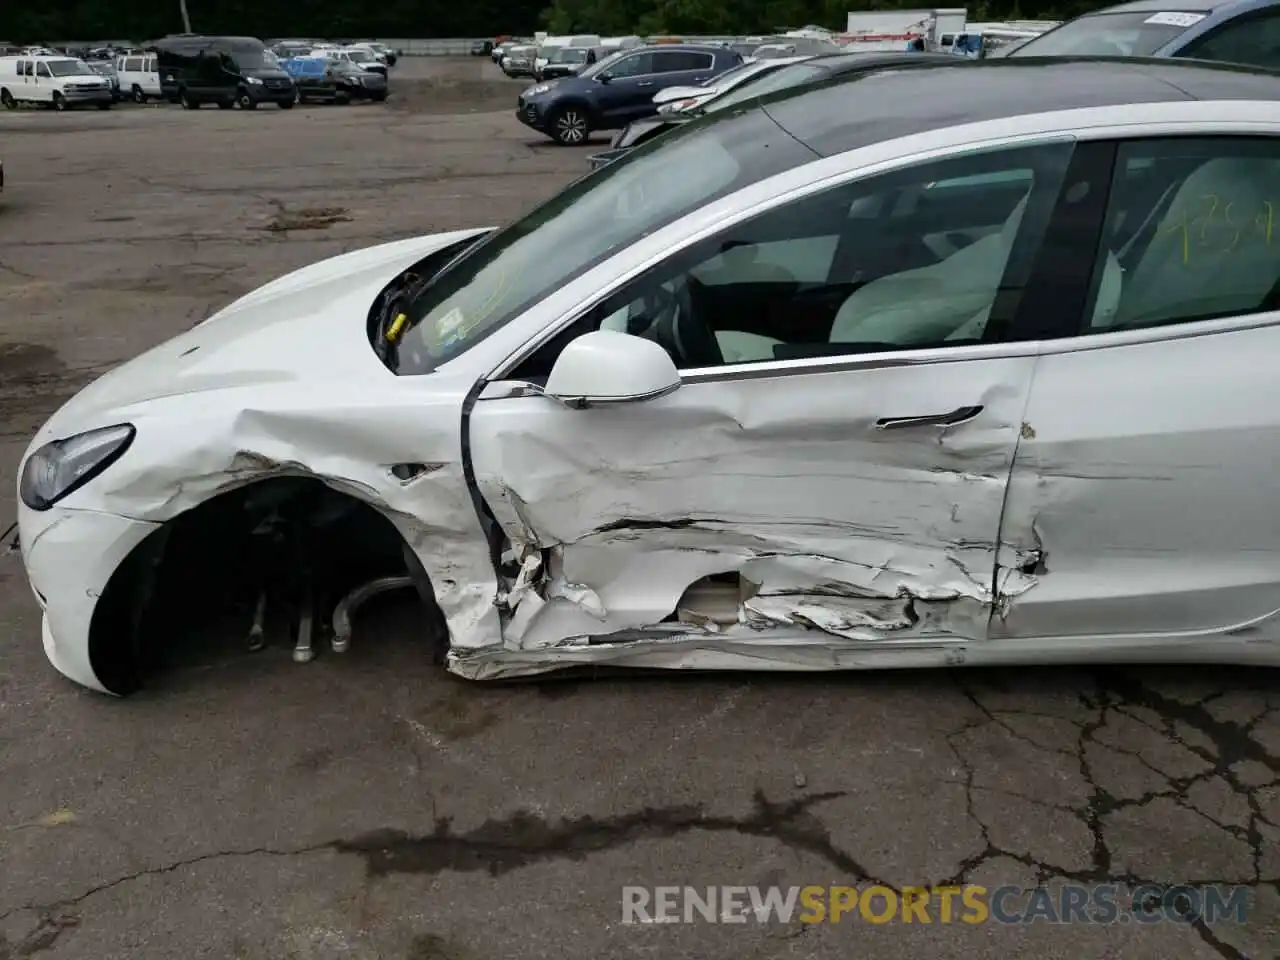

564,0,1280,164
496,34,645,79
282,56,388,104
0,35,400,111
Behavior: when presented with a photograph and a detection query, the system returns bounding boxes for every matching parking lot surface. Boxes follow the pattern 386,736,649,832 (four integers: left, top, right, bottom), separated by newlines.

1,56,1278,960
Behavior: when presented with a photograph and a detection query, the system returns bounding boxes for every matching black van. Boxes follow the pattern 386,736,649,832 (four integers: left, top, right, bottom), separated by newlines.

150,35,295,109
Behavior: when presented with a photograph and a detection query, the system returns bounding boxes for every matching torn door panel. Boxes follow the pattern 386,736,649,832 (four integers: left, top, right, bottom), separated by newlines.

469,356,1036,658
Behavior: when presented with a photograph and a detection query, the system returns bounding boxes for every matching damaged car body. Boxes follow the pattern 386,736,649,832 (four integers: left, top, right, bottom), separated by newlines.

16,58,1280,695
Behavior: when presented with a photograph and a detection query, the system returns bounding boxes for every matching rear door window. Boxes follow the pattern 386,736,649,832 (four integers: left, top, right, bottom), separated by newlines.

1079,137,1280,333
654,51,715,72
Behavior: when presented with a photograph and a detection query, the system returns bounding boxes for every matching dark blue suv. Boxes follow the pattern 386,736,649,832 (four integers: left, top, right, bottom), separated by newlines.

517,44,741,145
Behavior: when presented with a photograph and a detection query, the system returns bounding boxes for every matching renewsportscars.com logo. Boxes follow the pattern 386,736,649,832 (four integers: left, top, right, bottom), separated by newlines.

620,884,1251,925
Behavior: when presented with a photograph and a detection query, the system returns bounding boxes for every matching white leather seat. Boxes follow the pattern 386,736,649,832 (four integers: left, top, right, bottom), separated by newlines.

829,191,1031,347
1110,157,1280,328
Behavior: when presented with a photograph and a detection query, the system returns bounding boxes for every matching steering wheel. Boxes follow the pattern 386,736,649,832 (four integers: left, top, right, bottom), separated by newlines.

655,276,723,368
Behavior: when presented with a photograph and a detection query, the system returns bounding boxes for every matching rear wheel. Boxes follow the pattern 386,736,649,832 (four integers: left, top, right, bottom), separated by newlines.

278,98,293,109
371,91,387,102
216,99,233,109
132,84,146,103
0,89,14,110
293,86,302,105
52,92,66,111
550,105,589,145
96,101,111,110
180,89,199,109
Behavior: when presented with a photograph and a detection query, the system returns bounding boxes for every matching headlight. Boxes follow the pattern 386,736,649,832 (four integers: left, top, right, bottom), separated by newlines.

19,425,135,511
246,76,263,85
529,83,550,95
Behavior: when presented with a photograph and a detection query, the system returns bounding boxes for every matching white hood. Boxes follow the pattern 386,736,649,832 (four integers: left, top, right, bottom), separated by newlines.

40,229,489,433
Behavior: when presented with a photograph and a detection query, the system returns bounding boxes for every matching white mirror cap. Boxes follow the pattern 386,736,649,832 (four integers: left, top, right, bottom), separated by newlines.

544,330,680,403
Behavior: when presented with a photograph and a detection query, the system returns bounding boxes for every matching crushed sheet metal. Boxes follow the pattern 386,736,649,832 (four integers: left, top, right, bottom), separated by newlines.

468,357,1039,664
21,232,504,665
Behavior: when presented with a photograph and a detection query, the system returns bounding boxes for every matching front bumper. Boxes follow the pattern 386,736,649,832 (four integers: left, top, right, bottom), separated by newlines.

515,97,547,131
63,88,114,105
247,81,296,103
18,503,161,693
346,79,387,98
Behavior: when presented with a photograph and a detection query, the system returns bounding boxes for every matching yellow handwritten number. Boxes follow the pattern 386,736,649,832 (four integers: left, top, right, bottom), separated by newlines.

1158,194,1276,264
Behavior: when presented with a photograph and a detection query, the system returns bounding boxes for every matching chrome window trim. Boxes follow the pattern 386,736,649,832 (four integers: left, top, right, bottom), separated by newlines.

476,105,1280,390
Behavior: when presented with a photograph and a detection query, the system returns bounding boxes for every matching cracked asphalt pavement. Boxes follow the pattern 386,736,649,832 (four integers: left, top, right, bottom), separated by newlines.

2,57,1279,960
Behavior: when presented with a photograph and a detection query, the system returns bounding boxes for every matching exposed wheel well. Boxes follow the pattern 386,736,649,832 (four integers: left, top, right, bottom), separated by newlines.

88,477,447,695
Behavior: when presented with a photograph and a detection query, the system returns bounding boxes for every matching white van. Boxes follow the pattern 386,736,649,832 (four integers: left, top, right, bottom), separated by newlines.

114,52,161,102
0,55,114,110
534,34,600,74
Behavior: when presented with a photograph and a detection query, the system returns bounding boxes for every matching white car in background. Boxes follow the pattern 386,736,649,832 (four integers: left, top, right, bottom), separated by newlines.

16,59,1280,696
114,52,161,102
0,54,114,109
652,55,808,115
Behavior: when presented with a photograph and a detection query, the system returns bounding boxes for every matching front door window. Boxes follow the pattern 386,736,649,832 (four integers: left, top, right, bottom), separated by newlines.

515,143,1072,373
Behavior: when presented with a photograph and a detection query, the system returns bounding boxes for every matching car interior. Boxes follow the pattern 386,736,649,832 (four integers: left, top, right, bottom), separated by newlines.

587,164,1042,367
510,144,1280,379
1086,153,1280,332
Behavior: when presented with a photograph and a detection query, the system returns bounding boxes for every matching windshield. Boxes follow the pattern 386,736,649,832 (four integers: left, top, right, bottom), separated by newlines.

1008,11,1202,56
48,59,95,76
330,61,361,73
347,49,375,61
388,108,813,374
753,45,796,59
229,47,273,69
552,47,588,62
704,60,826,112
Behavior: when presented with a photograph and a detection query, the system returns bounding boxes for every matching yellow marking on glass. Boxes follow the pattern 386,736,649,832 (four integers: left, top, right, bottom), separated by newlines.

385,312,408,342
1197,193,1219,244
1222,200,1242,253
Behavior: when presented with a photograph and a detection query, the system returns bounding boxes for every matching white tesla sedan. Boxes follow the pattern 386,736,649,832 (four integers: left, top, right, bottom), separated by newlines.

16,57,1280,695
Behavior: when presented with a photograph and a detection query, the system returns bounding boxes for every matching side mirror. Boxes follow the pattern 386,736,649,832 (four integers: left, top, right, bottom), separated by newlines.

598,71,612,83
543,331,680,408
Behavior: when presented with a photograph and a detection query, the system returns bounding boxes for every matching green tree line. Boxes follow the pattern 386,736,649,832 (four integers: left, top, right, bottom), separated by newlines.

6,0,1107,43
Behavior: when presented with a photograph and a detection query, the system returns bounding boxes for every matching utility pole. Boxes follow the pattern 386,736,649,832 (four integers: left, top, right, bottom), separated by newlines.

179,0,192,33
